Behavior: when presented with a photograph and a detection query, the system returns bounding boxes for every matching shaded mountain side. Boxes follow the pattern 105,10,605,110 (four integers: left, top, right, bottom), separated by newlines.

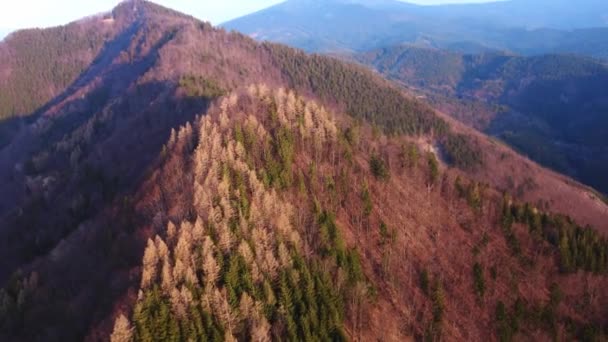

98,86,607,341
0,13,118,121
0,1,605,341
356,46,608,194
223,0,608,58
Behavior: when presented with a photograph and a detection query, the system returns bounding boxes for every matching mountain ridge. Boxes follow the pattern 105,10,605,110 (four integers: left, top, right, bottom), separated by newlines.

224,0,608,57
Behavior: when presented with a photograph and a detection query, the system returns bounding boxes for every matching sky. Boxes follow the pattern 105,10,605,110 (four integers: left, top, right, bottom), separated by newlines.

0,0,496,34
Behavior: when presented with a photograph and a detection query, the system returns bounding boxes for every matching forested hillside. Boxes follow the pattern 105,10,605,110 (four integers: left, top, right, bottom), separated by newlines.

357,46,608,194
114,85,607,341
0,26,106,120
0,1,606,341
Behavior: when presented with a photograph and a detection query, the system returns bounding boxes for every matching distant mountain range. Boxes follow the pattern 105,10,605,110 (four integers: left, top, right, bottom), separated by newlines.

224,0,608,57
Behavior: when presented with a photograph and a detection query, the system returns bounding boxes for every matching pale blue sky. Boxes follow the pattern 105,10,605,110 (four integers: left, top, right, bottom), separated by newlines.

0,0,495,32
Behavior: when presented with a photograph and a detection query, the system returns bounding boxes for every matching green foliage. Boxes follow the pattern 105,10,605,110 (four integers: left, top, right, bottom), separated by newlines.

362,46,464,90
456,178,484,212
507,201,608,274
317,210,347,267
494,292,571,342
408,143,420,168
399,142,420,169
224,254,254,308
495,301,514,342
427,153,440,186
419,269,430,296
133,244,350,342
360,183,373,218
369,154,390,181
379,221,394,246
0,25,108,119
343,125,360,148
178,75,226,99
431,281,445,323
543,283,562,333
500,198,522,256
472,262,485,300
266,43,449,136
422,275,446,341
274,126,296,188
344,250,364,285
441,133,483,170
258,114,297,189
134,286,210,342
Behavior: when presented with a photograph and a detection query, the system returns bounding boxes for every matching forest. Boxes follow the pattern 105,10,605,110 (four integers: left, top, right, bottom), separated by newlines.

0,2,605,341
102,86,606,341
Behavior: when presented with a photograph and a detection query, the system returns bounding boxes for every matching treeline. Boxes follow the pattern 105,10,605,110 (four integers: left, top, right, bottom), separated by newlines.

502,197,608,274
264,44,487,171
178,75,226,99
0,24,108,119
265,43,449,137
418,270,446,341
442,133,483,170
495,284,563,341
359,46,464,90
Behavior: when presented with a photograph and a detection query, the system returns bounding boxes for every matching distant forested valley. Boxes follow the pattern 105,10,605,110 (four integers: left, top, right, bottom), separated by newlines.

357,46,608,194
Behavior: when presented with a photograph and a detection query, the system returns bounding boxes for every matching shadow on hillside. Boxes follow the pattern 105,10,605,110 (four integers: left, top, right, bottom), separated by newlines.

0,18,215,339
0,10,212,322
0,16,179,211
0,20,141,150
483,73,608,195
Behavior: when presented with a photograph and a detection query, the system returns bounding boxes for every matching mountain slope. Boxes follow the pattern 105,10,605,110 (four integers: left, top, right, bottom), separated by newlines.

116,85,608,341
356,46,608,194
223,0,608,58
0,1,606,341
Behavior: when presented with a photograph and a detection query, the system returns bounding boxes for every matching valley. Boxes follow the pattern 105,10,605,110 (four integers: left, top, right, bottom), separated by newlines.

355,46,608,194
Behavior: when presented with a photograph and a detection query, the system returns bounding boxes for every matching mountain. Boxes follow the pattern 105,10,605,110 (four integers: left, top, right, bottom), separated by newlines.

0,1,607,341
223,0,608,58
356,46,608,194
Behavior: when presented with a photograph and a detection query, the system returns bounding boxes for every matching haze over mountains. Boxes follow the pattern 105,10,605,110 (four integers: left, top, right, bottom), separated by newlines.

0,1,607,341
225,0,608,57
